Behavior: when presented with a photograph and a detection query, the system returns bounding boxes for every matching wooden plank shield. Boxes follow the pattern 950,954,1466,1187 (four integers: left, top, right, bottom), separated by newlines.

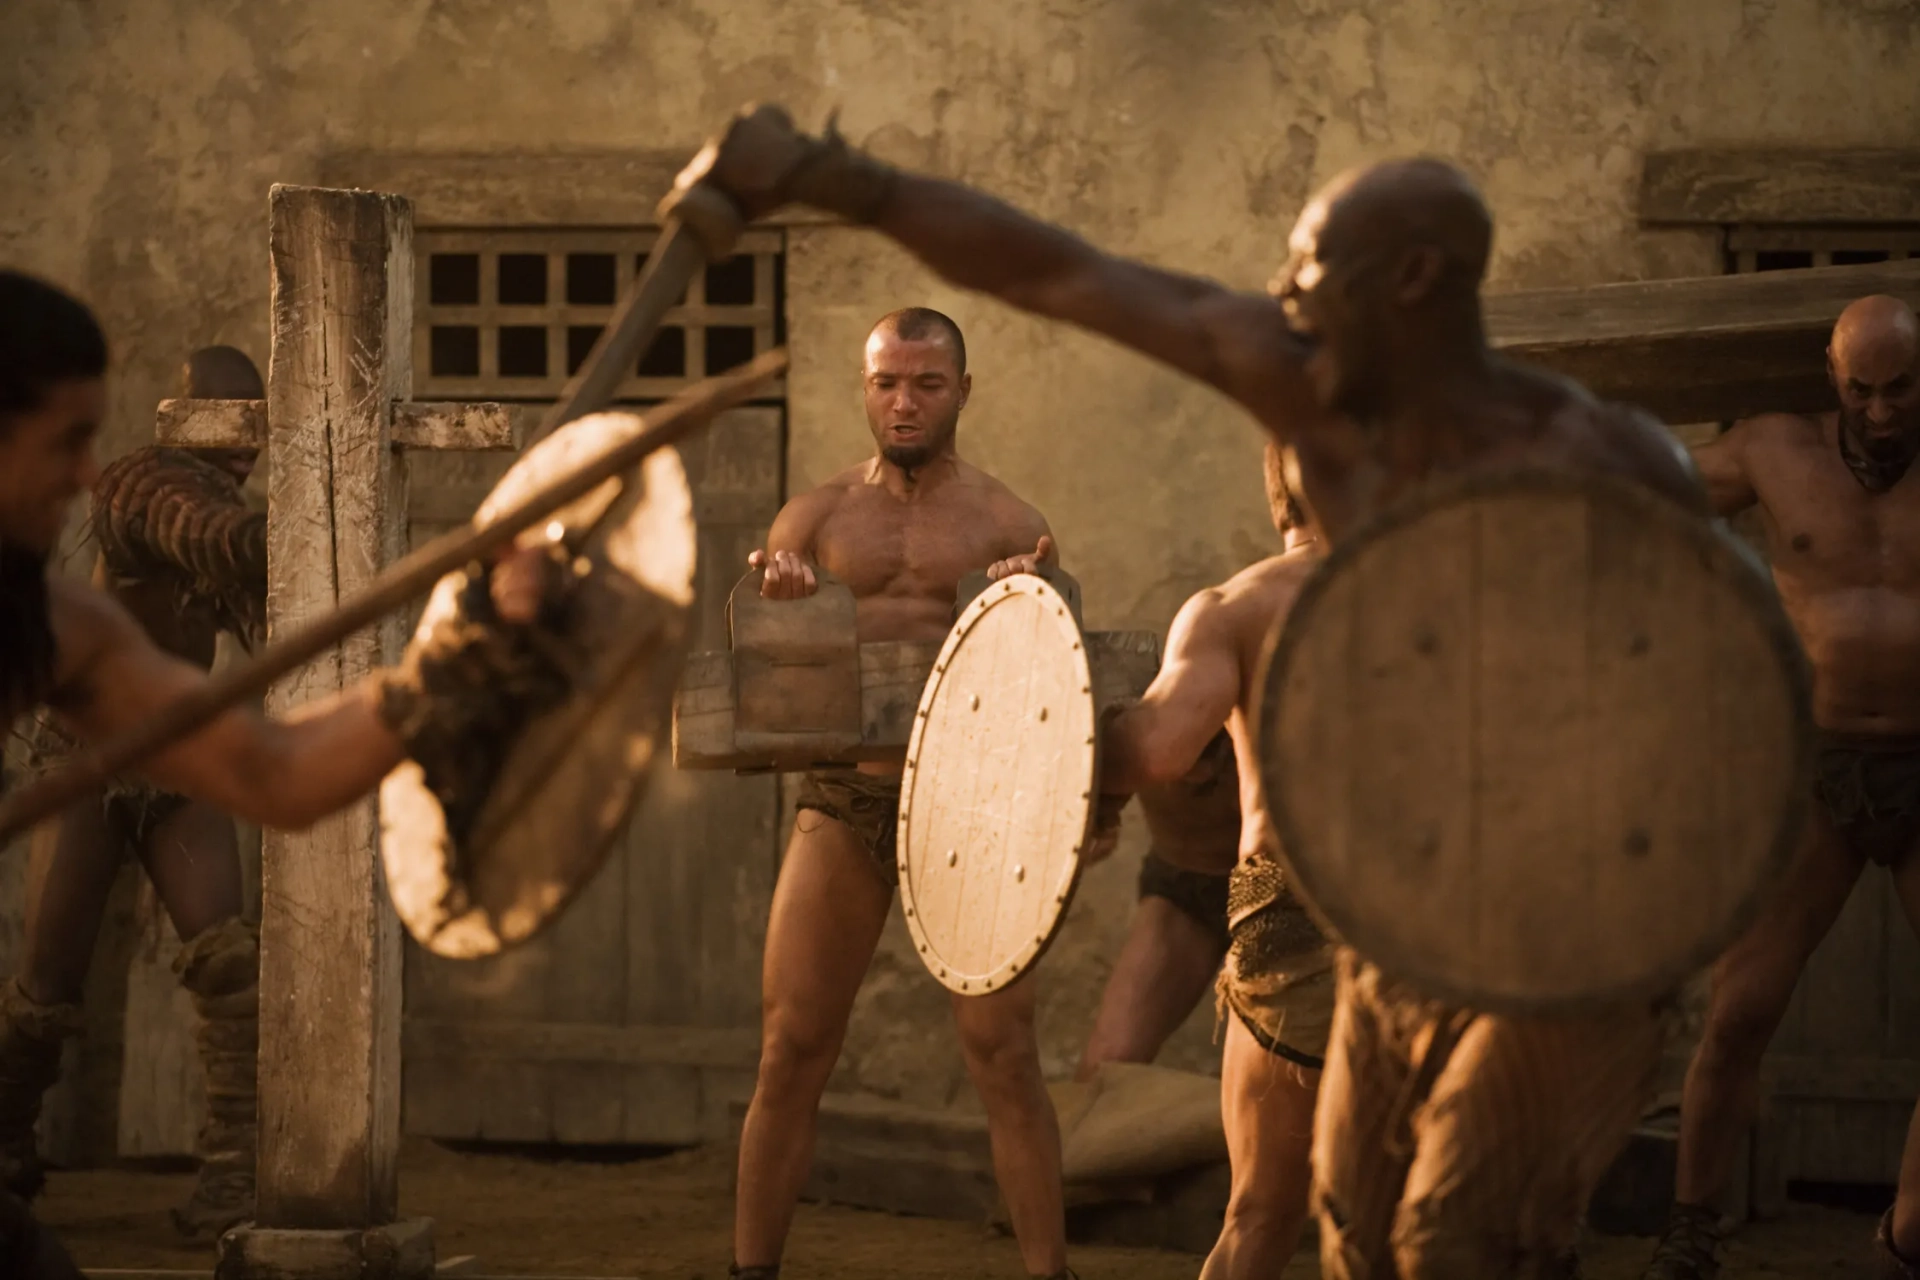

381,410,697,959
1256,469,1813,1012
898,575,1098,995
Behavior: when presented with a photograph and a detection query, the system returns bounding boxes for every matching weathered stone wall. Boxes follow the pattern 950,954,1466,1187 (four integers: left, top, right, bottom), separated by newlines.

4,0,1917,1113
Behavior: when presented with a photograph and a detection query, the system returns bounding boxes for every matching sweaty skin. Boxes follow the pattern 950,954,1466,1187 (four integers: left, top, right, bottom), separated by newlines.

733,317,1070,1279
1656,296,1920,1274
1100,503,1324,1280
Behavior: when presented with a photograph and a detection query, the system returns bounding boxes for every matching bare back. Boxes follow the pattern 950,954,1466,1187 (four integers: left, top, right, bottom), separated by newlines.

768,455,1052,644
96,555,221,670
1697,410,1920,732
1280,362,1708,541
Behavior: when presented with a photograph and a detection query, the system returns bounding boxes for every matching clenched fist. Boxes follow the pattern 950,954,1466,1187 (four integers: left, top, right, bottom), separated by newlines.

662,104,898,228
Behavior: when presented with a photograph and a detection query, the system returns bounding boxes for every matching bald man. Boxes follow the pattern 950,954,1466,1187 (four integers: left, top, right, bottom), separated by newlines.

671,108,1705,1279
730,308,1071,1280
1647,295,1920,1280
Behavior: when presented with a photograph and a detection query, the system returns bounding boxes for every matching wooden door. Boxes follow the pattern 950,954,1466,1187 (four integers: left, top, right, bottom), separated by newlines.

399,406,783,1144
1768,872,1920,1184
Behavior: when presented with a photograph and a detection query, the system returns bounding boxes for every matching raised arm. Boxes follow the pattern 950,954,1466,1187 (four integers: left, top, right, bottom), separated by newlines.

1100,587,1242,795
670,107,1317,438
1690,420,1760,518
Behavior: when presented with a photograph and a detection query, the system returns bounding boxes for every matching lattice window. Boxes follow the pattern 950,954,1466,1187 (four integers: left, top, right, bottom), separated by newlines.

413,228,785,401
1725,225,1920,274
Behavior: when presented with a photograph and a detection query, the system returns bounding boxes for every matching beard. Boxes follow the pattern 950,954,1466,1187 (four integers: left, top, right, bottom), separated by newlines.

1837,411,1920,492
877,414,958,477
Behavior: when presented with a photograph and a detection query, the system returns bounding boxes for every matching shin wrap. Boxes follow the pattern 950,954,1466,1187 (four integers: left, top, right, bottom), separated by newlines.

171,918,258,1237
0,982,83,1200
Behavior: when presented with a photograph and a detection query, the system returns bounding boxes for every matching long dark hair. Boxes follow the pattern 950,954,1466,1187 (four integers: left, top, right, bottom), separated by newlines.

0,270,109,716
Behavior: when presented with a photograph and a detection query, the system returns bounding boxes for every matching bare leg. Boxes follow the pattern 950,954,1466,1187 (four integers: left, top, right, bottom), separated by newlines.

19,799,123,1006
1075,895,1226,1081
136,800,243,943
733,814,894,1270
1673,812,1861,1208
1880,852,1920,1261
951,976,1066,1277
1200,1015,1317,1280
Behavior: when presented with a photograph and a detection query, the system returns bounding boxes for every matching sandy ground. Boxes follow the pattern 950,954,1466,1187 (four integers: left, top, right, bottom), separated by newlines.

44,1138,1888,1279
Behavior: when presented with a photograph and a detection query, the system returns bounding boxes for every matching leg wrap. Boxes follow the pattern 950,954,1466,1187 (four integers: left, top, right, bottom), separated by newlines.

0,982,83,1200
171,918,258,1238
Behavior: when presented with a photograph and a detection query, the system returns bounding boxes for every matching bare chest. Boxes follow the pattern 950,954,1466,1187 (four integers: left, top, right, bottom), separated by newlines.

1750,444,1920,588
811,491,1022,603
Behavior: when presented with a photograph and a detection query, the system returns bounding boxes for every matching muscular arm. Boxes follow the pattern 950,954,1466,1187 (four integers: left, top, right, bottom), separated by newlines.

872,174,1319,437
49,582,400,831
1690,423,1760,517
1100,588,1242,794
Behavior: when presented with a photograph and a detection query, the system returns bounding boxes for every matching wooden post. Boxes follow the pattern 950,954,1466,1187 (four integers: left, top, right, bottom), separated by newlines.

258,184,410,1227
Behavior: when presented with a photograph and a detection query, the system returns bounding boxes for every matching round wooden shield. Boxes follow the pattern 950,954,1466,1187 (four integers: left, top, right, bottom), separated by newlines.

898,575,1097,995
381,412,697,960
1256,469,1813,1013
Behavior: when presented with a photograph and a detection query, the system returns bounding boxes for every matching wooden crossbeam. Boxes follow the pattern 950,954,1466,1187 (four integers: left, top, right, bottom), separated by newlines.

154,398,536,451
1639,149,1920,225
1486,259,1920,424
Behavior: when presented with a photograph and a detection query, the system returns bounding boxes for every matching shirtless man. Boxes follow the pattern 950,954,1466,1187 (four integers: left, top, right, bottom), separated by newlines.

730,307,1071,1280
670,107,1707,1278
3,346,266,1237
1645,295,1920,1280
1097,440,1330,1277
1072,803,1231,1081
0,269,554,1271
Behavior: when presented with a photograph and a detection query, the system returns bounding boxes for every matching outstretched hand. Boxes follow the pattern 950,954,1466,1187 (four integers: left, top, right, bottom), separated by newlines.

985,535,1056,582
750,548,820,599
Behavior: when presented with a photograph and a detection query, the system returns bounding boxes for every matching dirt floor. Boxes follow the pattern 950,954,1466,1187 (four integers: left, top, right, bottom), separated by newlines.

44,1137,1888,1279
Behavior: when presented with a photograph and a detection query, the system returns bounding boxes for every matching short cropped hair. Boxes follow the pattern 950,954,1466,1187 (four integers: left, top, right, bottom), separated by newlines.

872,307,966,374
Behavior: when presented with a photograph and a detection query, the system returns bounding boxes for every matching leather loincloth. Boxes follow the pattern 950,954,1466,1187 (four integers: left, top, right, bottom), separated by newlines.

1813,731,1920,867
795,770,902,887
1216,849,1334,1070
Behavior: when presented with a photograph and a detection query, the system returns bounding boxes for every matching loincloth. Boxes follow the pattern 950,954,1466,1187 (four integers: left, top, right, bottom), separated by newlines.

1216,849,1334,1070
795,770,902,887
14,713,186,848
1137,851,1230,948
1813,731,1920,867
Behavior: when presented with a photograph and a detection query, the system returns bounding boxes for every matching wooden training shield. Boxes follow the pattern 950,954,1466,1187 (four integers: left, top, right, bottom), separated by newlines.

381,411,697,959
898,575,1097,995
1257,469,1813,1013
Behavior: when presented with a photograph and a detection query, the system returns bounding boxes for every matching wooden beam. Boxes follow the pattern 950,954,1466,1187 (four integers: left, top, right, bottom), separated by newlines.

1486,258,1920,424
256,184,411,1230
155,399,530,451
317,149,837,228
155,398,268,449
1640,149,1920,225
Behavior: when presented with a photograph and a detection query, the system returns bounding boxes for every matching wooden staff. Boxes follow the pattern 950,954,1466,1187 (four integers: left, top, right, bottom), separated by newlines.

0,349,788,844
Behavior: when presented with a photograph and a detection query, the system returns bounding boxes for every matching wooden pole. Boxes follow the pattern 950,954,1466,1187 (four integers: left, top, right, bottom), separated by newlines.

252,184,411,1227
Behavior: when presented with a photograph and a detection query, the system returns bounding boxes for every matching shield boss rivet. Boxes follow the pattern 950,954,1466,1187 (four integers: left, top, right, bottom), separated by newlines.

572,556,592,577
947,850,958,867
